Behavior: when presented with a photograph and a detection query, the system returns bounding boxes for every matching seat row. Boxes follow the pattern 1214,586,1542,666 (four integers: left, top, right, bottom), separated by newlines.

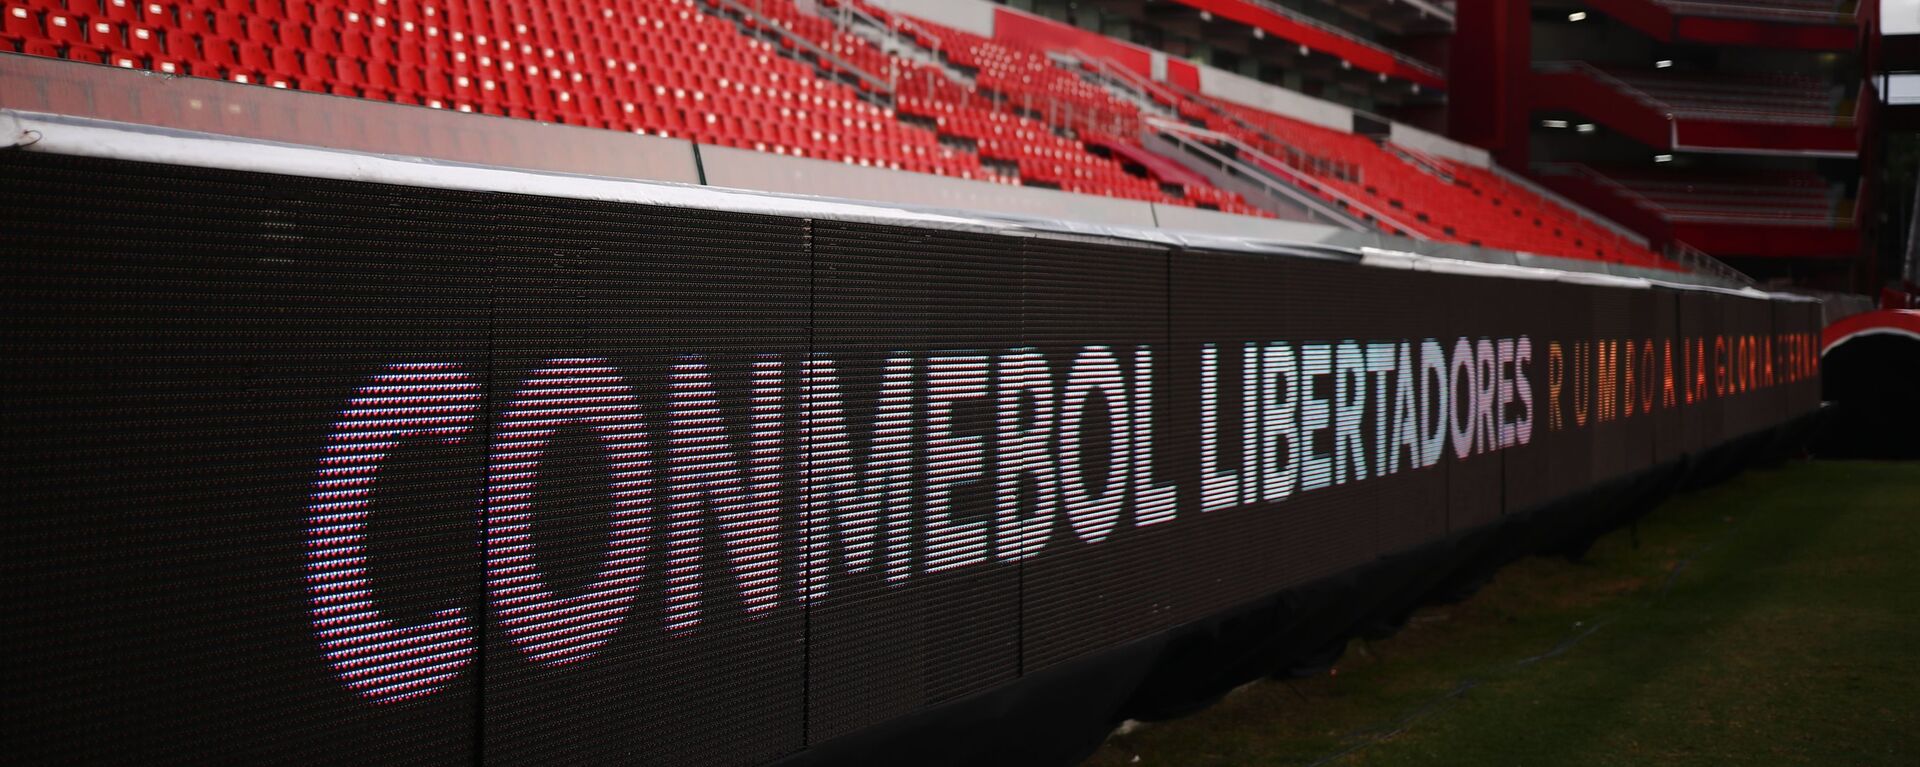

4,0,995,177
1207,96,1668,267
1599,167,1843,223
1650,0,1852,21
1609,68,1846,124
773,0,1263,214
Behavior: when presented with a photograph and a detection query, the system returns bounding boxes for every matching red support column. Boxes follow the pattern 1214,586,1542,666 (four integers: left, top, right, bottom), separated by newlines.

1448,0,1531,170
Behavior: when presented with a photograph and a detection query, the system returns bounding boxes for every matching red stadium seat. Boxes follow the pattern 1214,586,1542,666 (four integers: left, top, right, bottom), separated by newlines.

22,0,1719,252
4,6,38,46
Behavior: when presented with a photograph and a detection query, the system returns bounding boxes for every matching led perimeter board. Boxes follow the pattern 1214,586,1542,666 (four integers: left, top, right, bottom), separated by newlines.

0,142,1821,765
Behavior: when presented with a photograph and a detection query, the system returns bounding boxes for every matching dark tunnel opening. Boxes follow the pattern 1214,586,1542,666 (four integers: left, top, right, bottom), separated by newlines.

1816,333,1920,460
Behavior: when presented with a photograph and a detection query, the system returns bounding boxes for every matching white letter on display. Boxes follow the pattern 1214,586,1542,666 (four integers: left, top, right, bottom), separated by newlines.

1299,343,1334,490
802,354,916,599
1242,343,1261,503
662,356,783,633
1132,346,1179,526
1514,337,1535,446
307,362,481,703
1449,337,1477,460
1390,343,1421,475
486,359,654,665
1367,343,1399,478
1476,339,1499,452
1258,341,1298,502
994,348,1058,560
1059,347,1129,544
1200,344,1242,511
1496,339,1517,449
924,354,991,572
1334,341,1368,485
1419,339,1449,467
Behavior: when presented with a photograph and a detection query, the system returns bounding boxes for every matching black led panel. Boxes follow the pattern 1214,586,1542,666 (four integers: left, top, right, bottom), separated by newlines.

0,149,1825,766
1587,285,1658,485
804,222,1022,743
1439,273,1508,533
481,197,810,765
2,153,489,764
1776,300,1823,421
1722,294,1786,438
1163,252,1454,627
1165,249,1330,627
1500,280,1584,515
1676,290,1725,454
1018,234,1174,673
1650,288,1688,467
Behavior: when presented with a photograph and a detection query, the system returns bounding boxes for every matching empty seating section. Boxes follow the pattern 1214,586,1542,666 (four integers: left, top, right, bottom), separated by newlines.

765,3,1165,200
895,92,1168,200
1652,0,1852,22
1597,167,1842,224
792,1,1260,212
1610,68,1845,124
1207,98,1668,267
4,0,992,175
2,0,1671,263
733,0,907,89
2,0,1277,211
928,21,1136,141
1434,158,1669,266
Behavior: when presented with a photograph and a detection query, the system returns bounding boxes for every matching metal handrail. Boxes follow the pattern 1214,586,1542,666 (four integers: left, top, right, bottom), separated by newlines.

1539,162,1850,227
1655,0,1853,24
1535,60,1852,126
1535,60,1672,112
1483,161,1653,247
1078,56,1185,118
1141,73,1360,183
1383,142,1455,183
1395,0,1458,24
719,0,893,95
1666,240,1758,286
835,0,943,57
1151,117,1427,237
1151,128,1370,231
821,0,966,95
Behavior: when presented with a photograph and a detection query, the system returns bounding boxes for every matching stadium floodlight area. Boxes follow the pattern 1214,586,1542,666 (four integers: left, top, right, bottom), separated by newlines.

1,84,1825,765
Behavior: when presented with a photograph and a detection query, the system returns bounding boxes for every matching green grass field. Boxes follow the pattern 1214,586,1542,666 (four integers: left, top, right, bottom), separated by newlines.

1085,461,1920,766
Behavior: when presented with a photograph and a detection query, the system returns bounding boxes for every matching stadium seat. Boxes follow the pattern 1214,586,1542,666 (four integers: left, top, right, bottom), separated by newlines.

1605,67,1845,125
3,0,1686,247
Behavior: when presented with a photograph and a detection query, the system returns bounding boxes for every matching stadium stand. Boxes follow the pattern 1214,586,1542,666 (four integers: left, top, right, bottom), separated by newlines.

1605,67,1849,125
0,0,986,175
1531,160,1860,265
1646,0,1855,23
1179,91,1668,265
0,0,1280,212
869,6,1668,265
1590,167,1844,224
1,0,1693,266
772,0,1262,209
1485,0,1871,286
5,0,1891,763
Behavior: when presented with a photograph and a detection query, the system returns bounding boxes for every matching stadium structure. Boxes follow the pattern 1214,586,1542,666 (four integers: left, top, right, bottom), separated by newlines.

1,0,1914,764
